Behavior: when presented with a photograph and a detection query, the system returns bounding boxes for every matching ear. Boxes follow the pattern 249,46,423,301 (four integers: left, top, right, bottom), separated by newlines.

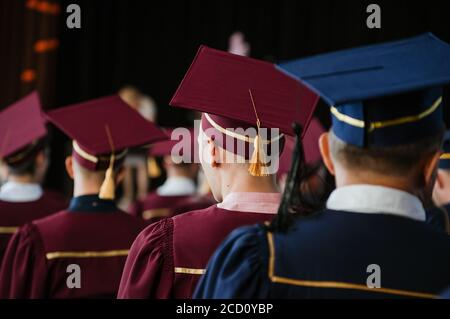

209,138,221,168
65,156,74,180
423,152,441,187
115,166,126,185
35,150,46,166
436,169,445,190
319,132,335,176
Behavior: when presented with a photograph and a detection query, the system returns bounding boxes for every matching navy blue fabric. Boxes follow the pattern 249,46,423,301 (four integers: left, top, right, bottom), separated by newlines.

439,131,450,169
68,195,118,213
195,210,450,299
277,33,450,105
277,33,450,147
426,204,450,234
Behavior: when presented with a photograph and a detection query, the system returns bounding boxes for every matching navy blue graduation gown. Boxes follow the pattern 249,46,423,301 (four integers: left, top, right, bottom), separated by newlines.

195,210,450,299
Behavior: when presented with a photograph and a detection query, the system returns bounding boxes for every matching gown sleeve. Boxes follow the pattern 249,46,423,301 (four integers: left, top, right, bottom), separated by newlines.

194,224,271,299
0,223,48,298
117,218,174,299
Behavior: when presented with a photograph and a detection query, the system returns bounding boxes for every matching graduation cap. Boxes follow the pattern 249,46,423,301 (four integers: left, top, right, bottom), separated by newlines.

439,131,450,169
147,127,198,177
277,33,450,148
278,118,324,177
46,95,168,199
0,91,47,165
170,45,319,176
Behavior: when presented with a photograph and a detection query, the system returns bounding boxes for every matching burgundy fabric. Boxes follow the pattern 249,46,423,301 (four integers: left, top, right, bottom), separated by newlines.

170,45,319,136
0,91,47,159
71,147,127,171
118,205,275,299
148,128,198,163
0,190,68,265
0,210,147,298
46,95,168,170
129,192,215,225
278,117,325,176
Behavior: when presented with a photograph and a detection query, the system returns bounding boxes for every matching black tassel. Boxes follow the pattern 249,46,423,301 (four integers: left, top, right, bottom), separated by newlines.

267,122,322,233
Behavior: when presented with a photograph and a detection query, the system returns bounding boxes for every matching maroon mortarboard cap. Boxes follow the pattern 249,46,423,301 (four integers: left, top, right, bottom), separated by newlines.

278,118,325,176
149,128,198,162
170,46,319,176
0,91,47,164
46,95,168,171
170,45,319,136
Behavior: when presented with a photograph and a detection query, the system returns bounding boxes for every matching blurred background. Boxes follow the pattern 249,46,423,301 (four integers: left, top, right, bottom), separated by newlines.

1,0,450,197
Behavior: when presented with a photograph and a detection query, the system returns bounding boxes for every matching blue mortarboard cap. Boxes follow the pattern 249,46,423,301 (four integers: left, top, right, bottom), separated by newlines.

439,131,450,169
277,33,450,147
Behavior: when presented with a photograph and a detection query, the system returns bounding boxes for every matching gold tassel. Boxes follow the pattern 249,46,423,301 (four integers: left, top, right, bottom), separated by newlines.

99,153,115,200
248,89,269,177
147,157,161,178
248,134,269,176
99,125,116,200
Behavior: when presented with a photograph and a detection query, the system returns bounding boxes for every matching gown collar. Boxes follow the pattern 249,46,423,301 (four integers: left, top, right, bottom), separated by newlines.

68,194,118,213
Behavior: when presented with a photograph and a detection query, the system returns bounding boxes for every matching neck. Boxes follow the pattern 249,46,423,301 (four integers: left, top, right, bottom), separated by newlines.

73,177,102,197
220,168,279,200
335,169,415,194
8,174,36,184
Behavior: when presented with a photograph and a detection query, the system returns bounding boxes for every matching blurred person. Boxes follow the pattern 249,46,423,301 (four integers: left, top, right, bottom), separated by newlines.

117,46,318,298
228,31,250,57
129,128,214,224
0,92,67,265
0,95,167,298
118,86,158,209
195,34,450,299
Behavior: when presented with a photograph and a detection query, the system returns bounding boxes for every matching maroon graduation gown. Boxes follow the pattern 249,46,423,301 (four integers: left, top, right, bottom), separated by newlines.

0,190,67,264
0,197,147,299
118,205,275,299
129,192,215,224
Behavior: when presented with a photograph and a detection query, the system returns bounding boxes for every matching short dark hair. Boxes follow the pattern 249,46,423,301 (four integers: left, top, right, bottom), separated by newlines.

329,130,444,177
7,156,38,176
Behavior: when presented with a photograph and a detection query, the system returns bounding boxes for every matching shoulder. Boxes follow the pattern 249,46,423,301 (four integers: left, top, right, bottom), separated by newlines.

10,222,45,251
172,204,218,221
133,217,175,249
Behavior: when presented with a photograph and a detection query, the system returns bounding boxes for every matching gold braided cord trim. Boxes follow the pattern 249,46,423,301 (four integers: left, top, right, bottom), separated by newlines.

330,106,365,128
174,267,206,275
330,96,442,132
0,226,19,234
204,114,284,144
265,232,436,299
440,153,450,160
72,140,128,164
46,249,129,260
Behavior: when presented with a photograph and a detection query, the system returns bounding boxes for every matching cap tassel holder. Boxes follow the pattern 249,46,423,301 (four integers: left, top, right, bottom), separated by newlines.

99,125,116,200
248,89,269,177
147,156,161,178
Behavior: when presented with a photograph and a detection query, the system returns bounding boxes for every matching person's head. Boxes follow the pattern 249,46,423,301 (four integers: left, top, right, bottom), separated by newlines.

119,86,142,111
65,154,125,197
46,95,167,199
163,155,198,179
0,92,49,185
319,129,443,202
2,145,49,184
198,123,280,202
